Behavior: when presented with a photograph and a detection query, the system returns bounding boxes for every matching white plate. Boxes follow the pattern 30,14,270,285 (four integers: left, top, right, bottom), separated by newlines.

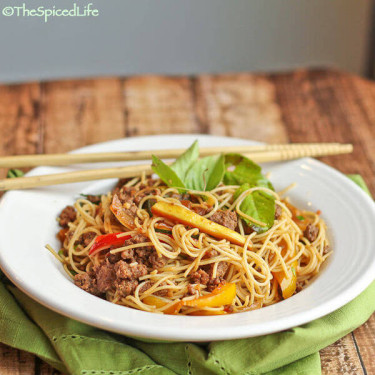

0,135,375,342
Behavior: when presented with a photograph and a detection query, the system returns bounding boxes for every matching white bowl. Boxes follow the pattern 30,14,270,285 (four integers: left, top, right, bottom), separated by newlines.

0,135,374,342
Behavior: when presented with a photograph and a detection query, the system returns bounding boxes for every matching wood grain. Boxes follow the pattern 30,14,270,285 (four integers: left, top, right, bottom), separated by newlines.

353,314,375,374
0,69,374,374
272,69,375,195
320,334,365,375
124,76,199,136
0,343,36,375
42,78,126,154
195,74,289,143
0,83,41,179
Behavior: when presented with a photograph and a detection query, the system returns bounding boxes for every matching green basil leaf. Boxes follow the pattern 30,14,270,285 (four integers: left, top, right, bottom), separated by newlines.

224,153,274,190
184,154,225,191
7,169,24,178
171,140,199,180
151,155,185,188
234,183,275,233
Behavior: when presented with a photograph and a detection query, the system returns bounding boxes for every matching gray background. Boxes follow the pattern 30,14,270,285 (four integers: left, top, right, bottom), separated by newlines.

0,0,372,83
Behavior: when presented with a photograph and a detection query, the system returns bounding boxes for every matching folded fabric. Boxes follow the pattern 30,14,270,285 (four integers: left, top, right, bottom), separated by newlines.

0,175,374,375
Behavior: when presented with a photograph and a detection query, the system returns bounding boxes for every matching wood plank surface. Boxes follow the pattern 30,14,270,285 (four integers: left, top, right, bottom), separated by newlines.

0,69,373,374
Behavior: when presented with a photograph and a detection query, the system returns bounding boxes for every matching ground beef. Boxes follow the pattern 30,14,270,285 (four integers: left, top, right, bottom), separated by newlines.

112,178,132,195
187,284,199,295
57,228,68,243
139,281,152,294
148,252,168,269
115,279,139,297
107,252,122,264
203,249,219,259
58,206,76,227
120,248,135,261
209,210,238,231
192,206,211,216
207,278,225,292
189,263,228,293
189,262,229,292
304,223,319,242
85,195,101,205
94,263,116,293
114,261,147,279
133,188,160,205
77,232,96,247
190,269,210,285
74,273,100,296
75,233,156,298
121,234,167,269
206,261,228,279
274,204,282,220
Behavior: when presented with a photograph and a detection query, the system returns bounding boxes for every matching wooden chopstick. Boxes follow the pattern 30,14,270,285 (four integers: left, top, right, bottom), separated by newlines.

0,143,353,191
0,143,347,168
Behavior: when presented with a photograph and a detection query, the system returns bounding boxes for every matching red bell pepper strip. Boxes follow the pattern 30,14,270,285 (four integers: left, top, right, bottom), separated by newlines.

89,233,131,256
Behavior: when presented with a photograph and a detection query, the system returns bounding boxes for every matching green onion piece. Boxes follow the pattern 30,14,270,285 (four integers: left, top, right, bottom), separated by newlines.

291,266,296,277
155,228,172,235
296,215,305,221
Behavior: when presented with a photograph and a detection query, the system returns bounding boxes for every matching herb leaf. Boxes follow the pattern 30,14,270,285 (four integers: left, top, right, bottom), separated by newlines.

151,155,185,189
224,153,274,190
184,154,225,191
7,169,24,178
171,140,199,181
296,215,305,221
233,183,275,233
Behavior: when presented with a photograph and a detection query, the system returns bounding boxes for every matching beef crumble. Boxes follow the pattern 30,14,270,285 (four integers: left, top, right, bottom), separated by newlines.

58,206,76,227
189,261,229,292
74,273,100,296
210,210,238,231
78,232,96,247
304,223,319,242
74,233,167,298
274,204,282,220
85,195,102,205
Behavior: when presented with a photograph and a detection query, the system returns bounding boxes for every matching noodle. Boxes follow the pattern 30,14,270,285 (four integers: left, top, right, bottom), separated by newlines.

49,176,331,315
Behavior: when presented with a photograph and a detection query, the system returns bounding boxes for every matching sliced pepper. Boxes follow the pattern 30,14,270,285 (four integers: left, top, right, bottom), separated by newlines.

89,233,131,255
151,202,246,246
142,295,181,315
284,201,309,231
179,283,236,309
188,310,227,316
272,239,297,299
111,194,136,230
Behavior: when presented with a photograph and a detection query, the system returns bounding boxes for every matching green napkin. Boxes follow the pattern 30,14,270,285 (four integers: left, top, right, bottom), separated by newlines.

0,175,374,375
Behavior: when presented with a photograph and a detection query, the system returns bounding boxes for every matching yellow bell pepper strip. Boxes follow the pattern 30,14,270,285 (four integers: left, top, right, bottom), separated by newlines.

142,296,181,315
151,201,246,246
272,240,297,299
144,283,236,314
179,283,236,309
110,194,136,230
188,310,227,316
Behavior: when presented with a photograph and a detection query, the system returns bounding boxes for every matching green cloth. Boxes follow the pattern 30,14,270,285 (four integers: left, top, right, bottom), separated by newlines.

0,175,374,375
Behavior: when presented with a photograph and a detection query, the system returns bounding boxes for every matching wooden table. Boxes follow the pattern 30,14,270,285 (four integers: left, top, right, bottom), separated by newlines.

0,69,374,374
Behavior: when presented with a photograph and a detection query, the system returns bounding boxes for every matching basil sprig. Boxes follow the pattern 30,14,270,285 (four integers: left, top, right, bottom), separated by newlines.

151,142,275,232
151,141,225,192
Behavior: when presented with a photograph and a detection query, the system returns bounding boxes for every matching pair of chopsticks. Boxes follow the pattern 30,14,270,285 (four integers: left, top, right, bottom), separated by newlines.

0,143,353,191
